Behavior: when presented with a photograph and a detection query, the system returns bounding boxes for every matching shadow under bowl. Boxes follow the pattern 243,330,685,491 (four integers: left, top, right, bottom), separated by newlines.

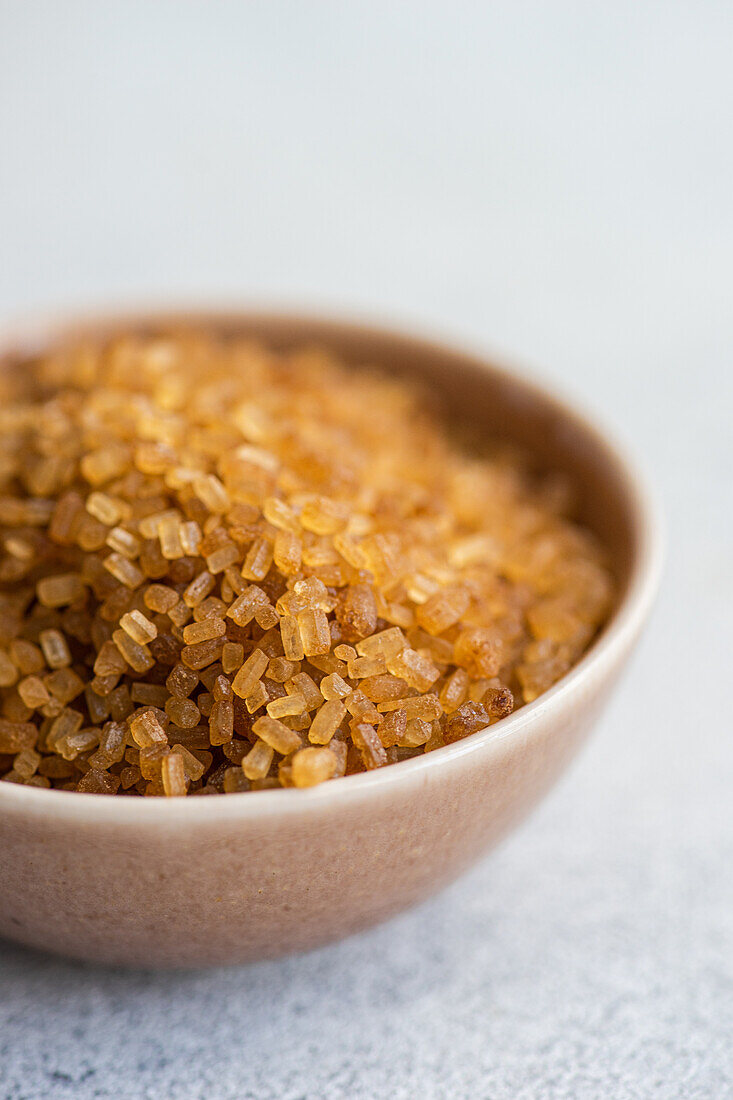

0,310,662,967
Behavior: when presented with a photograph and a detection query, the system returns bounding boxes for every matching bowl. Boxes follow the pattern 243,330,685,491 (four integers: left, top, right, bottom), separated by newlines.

0,310,661,967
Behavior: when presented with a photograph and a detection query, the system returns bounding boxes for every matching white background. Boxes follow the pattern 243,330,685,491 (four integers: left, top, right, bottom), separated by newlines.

0,3,731,1098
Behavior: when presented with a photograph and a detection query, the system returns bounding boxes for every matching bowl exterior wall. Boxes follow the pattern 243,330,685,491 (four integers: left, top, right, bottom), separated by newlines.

0,652,625,967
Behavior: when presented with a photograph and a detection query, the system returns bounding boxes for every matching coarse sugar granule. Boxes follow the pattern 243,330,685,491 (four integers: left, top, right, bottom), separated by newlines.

0,330,614,794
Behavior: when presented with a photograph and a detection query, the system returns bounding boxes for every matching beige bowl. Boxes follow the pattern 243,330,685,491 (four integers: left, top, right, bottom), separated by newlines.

0,311,661,968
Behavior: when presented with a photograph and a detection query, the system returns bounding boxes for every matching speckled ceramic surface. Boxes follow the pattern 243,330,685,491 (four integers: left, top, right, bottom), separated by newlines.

0,313,661,967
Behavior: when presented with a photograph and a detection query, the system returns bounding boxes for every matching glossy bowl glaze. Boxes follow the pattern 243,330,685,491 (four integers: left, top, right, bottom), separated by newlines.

0,311,661,967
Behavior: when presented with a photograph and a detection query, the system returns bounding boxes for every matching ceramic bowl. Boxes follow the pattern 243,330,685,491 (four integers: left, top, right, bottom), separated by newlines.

0,311,661,967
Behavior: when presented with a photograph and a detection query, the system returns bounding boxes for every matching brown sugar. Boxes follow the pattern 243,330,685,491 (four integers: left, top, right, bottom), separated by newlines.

0,330,614,794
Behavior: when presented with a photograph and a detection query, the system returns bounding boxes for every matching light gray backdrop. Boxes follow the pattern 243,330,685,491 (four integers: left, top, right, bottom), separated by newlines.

0,3,731,1098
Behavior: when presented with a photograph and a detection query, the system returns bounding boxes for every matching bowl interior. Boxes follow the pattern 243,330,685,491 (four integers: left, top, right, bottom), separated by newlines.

0,309,655,813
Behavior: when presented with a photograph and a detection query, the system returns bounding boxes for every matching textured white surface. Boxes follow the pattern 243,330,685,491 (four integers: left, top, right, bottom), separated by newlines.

0,3,731,1098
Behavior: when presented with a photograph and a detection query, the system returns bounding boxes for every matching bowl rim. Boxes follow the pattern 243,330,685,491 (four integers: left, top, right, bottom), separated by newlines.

0,307,663,824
